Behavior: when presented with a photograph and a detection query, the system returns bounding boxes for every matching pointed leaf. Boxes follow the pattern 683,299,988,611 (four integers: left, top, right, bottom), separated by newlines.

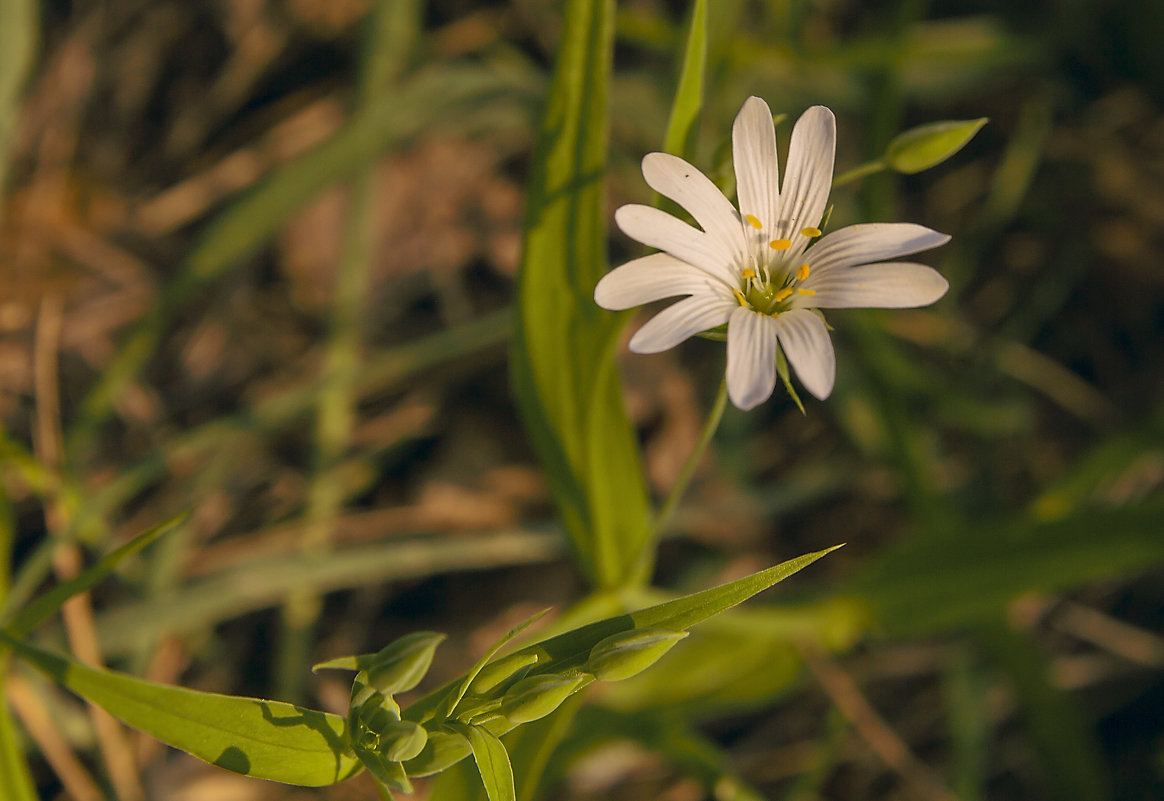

510,0,652,589
442,609,550,719
3,514,185,637
1,633,362,786
661,0,707,160
450,723,515,801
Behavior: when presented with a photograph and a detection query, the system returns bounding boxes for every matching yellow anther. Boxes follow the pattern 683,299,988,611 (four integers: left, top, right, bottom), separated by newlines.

733,289,747,306
770,311,781,319
769,238,791,250
797,288,816,296
744,214,763,230
801,226,822,238
796,263,811,281
741,268,756,280
772,287,794,303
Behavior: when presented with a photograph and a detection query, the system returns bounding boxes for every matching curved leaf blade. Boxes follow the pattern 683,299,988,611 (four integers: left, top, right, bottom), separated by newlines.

1,633,362,787
450,723,515,801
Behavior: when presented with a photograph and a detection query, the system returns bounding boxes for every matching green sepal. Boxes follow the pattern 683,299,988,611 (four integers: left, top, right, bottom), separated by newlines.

468,651,539,696
775,346,806,414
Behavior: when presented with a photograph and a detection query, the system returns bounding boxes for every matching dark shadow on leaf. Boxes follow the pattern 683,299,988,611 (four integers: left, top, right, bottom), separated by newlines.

213,746,251,775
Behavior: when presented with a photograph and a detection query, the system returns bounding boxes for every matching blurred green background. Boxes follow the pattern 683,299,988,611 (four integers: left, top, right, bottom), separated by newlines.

1,0,1161,799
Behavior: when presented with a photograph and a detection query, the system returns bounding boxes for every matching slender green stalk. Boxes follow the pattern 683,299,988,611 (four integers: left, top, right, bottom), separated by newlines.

652,378,728,536
832,159,886,187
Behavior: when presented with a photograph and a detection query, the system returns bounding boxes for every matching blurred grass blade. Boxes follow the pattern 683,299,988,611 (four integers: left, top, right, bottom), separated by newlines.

0,668,37,801
511,0,652,589
981,625,1110,801
854,501,1164,635
71,63,535,453
451,723,515,801
1,633,363,787
661,0,707,160
0,0,37,208
2,514,185,636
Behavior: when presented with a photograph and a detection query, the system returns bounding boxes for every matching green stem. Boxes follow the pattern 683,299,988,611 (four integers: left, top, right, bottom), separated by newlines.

652,378,729,535
832,159,887,187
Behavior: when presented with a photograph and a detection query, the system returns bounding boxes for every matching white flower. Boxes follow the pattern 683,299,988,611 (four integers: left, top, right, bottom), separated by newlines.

595,97,951,410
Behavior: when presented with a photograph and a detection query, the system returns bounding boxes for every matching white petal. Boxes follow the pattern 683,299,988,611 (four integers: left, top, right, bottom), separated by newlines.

732,97,780,232
615,204,738,286
628,294,735,354
595,252,725,310
805,223,950,277
641,153,745,261
806,262,949,309
775,309,836,400
778,106,835,249
726,306,779,411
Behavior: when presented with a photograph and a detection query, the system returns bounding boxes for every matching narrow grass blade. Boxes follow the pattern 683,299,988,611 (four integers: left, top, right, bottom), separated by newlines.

3,513,185,637
511,0,652,589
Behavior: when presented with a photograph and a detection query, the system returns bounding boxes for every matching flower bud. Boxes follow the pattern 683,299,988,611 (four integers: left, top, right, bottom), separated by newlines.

500,673,586,724
885,118,987,174
367,631,446,694
377,719,429,763
587,628,688,682
469,651,539,696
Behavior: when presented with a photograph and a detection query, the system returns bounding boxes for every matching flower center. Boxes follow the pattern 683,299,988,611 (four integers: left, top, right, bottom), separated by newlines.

735,217,822,316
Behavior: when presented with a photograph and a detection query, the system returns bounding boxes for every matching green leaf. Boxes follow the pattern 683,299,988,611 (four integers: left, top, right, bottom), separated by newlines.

402,545,840,771
661,0,707,160
1,633,362,786
2,514,185,637
884,117,988,174
450,723,516,801
510,0,653,590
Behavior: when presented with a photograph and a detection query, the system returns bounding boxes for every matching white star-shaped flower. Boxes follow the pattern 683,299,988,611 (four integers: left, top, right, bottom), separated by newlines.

595,96,951,410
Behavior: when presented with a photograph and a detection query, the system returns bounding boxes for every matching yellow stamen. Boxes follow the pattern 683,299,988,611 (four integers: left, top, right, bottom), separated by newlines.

770,311,780,319
796,263,811,281
772,287,794,303
797,288,816,296
801,226,822,238
769,238,791,250
733,289,747,306
744,214,762,230
741,268,756,280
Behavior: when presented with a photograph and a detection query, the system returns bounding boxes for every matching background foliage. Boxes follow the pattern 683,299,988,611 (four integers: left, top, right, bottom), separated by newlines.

1,0,1162,800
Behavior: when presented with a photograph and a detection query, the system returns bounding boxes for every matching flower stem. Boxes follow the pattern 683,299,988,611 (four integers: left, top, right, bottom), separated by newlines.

652,377,729,535
833,159,887,187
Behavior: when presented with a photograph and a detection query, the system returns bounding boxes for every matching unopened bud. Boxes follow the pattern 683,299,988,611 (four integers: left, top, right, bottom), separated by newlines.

500,673,586,724
885,118,987,174
587,628,688,682
469,651,539,696
377,719,429,762
367,631,446,694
